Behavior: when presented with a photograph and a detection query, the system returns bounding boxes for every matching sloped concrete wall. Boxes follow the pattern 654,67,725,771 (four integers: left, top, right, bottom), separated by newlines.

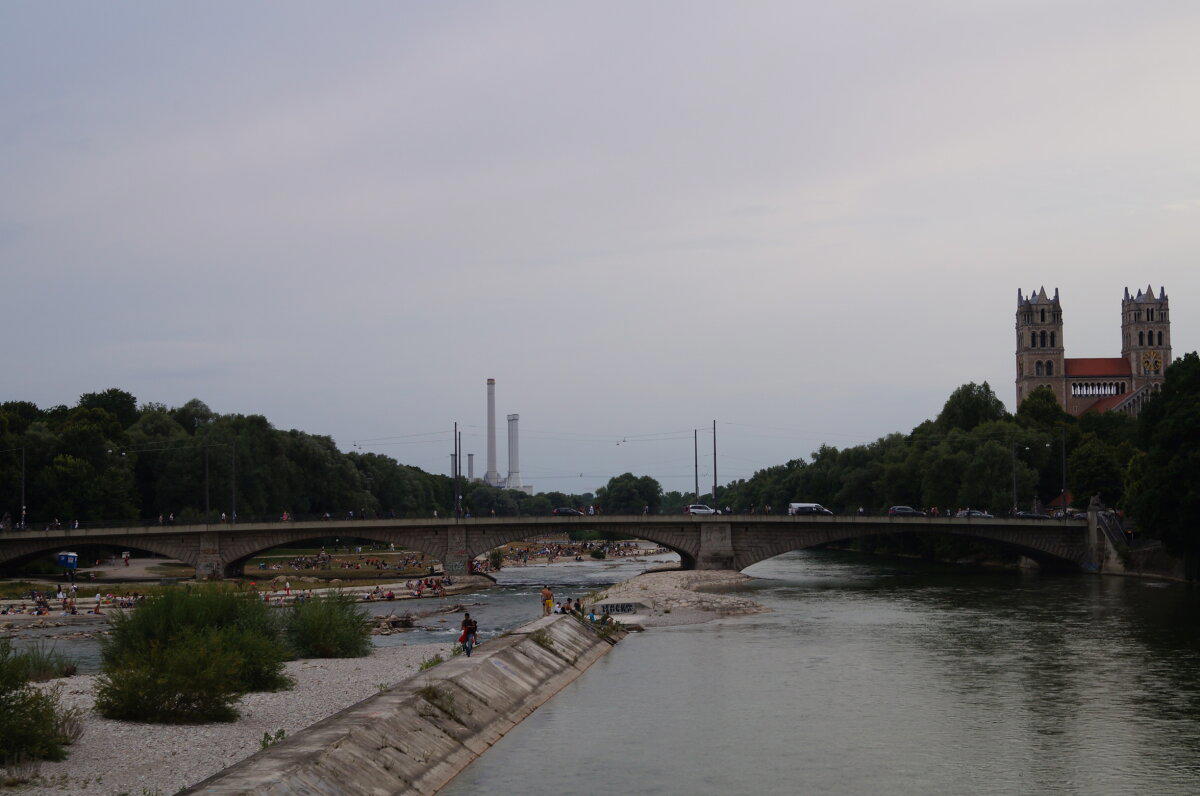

183,615,624,795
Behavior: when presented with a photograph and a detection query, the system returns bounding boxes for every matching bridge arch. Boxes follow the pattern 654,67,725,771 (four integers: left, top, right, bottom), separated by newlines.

217,529,449,579
730,524,1088,572
464,524,700,570
0,537,198,574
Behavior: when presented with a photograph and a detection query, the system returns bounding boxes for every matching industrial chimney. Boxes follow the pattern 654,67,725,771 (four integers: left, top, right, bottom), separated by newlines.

484,379,501,486
467,453,475,481
506,413,521,490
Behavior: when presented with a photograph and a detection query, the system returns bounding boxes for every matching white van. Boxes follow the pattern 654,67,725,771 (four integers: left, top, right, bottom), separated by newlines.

788,503,833,516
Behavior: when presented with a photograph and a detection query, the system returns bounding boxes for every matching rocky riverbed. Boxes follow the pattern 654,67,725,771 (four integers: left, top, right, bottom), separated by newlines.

595,570,769,626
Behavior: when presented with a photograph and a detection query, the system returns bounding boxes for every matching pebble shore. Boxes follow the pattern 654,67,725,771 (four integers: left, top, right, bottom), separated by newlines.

595,569,768,626
20,642,446,795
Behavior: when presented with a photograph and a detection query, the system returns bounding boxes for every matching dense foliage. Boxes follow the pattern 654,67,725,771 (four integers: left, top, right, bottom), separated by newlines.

0,639,79,760
715,381,1142,515
95,587,380,722
1125,353,1200,559
284,594,372,658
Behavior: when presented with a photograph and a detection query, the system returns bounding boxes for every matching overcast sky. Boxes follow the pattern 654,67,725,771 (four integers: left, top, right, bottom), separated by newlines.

3,1,1198,493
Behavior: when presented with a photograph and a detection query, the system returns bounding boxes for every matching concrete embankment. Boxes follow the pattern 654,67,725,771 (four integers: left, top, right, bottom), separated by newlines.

184,614,624,795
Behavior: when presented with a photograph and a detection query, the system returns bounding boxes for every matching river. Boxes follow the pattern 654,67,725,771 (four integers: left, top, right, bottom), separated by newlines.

444,550,1200,794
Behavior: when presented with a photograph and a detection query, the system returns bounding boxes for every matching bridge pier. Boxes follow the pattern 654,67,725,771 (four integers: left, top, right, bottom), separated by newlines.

444,526,470,575
696,523,735,570
194,532,223,579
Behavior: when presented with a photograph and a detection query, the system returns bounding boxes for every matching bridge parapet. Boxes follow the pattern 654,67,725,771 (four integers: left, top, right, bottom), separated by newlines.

0,514,1091,579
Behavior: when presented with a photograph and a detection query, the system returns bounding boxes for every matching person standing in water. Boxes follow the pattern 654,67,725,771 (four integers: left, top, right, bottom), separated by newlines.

540,585,553,616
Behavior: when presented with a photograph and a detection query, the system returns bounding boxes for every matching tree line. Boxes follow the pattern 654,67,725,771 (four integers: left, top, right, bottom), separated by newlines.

3,357,1197,560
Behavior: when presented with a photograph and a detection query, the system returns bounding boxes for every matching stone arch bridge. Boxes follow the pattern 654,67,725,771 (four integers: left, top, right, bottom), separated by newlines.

0,514,1101,579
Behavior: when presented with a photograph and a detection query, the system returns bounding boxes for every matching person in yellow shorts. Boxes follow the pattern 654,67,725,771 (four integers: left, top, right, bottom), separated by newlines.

540,585,553,616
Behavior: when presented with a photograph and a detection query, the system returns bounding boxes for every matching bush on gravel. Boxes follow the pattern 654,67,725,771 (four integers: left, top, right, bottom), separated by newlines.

0,639,78,761
285,594,371,658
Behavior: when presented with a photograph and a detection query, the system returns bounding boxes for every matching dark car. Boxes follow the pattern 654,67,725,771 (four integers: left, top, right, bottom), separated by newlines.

955,509,994,518
552,507,583,516
888,505,926,517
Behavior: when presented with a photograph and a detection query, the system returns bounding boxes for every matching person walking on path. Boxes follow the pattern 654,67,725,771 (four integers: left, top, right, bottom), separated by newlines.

459,612,479,656
540,585,553,616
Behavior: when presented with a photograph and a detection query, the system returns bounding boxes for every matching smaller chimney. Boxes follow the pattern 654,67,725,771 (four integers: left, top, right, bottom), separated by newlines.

506,413,520,489
450,453,457,478
467,453,475,481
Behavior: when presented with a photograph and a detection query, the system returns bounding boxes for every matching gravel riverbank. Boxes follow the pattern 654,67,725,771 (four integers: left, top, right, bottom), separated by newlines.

595,570,768,626
18,643,447,795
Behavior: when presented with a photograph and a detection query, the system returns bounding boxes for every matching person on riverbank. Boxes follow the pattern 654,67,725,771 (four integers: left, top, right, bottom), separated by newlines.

540,585,553,616
460,612,478,656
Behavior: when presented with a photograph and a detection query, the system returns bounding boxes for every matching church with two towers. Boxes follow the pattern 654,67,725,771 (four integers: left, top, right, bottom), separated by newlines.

1015,286,1171,417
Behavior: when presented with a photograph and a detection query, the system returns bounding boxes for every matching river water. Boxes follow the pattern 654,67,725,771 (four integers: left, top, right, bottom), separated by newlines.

444,550,1200,795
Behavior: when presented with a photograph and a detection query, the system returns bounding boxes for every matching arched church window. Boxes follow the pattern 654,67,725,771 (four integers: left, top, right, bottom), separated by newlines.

1139,331,1145,346
1035,361,1044,376
1050,331,1056,347
1031,332,1037,348
1157,331,1163,346
1046,361,1054,376
1040,330,1047,347
1041,309,1046,323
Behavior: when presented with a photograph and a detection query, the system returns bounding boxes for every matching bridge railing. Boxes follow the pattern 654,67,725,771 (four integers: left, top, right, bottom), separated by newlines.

0,509,1087,537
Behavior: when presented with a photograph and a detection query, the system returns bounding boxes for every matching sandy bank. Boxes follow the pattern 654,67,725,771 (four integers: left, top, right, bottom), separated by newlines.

17,643,448,795
593,570,768,627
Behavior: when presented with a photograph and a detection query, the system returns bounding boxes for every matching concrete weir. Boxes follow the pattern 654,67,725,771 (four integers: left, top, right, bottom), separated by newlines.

183,615,625,795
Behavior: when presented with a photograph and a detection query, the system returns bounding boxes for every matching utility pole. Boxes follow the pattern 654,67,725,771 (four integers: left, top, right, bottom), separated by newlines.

204,446,210,521
712,420,718,508
453,422,461,520
693,429,699,502
1011,442,1018,512
1060,428,1067,504
20,447,26,530
230,442,237,524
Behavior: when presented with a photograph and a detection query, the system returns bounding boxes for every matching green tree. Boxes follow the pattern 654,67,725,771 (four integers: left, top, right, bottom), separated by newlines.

1126,352,1200,559
1067,436,1125,508
596,473,662,514
937,382,1008,432
78,388,139,429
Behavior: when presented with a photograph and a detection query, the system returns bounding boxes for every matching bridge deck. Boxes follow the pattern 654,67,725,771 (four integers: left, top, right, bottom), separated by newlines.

2,513,1086,543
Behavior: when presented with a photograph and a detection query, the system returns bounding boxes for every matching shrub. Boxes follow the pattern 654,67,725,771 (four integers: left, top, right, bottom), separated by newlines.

0,640,77,761
285,594,371,659
589,549,606,560
102,588,291,695
419,654,444,671
6,642,75,682
487,550,504,571
95,628,245,723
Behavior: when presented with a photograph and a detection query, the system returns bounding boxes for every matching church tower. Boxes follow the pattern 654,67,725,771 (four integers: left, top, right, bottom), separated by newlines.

1122,285,1171,392
1015,287,1065,407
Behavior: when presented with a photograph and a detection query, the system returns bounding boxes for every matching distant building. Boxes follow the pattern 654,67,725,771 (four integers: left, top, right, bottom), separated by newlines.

1015,286,1170,416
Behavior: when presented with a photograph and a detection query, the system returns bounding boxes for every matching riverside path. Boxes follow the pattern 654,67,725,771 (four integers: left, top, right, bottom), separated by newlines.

0,513,1102,579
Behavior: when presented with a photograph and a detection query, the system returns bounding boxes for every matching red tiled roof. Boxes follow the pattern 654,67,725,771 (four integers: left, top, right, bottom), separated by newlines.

1085,393,1129,414
1064,357,1131,377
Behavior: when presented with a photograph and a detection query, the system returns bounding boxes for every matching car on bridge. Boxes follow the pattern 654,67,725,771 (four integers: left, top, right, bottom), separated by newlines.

1013,511,1051,519
788,503,834,516
887,505,926,517
954,509,994,518
683,504,719,515
552,507,584,516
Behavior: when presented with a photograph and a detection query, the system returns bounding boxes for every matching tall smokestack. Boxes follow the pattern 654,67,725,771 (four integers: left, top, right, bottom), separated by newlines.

506,413,520,489
484,379,500,486
450,453,457,478
467,453,475,481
